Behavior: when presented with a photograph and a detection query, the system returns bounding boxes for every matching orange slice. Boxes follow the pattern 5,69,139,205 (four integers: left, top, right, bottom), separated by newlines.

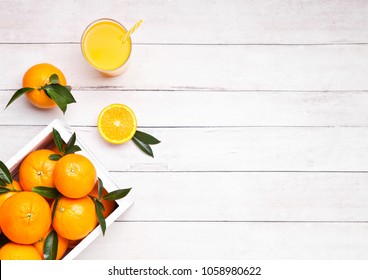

97,104,137,144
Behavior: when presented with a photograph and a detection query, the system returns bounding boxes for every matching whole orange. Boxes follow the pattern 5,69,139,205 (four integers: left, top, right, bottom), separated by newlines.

53,154,96,198
89,182,116,219
33,227,69,260
0,180,22,209
19,149,57,192
0,242,41,260
23,63,67,108
52,195,98,240
0,192,51,244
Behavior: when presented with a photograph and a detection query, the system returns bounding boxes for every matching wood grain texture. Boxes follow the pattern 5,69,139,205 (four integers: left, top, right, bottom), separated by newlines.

1,0,368,44
1,44,368,91
1,126,368,172
116,172,368,222
1,0,368,260
75,222,368,259
3,91,368,127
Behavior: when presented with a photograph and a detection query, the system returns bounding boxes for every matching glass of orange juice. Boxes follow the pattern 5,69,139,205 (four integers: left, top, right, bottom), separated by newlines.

81,18,132,76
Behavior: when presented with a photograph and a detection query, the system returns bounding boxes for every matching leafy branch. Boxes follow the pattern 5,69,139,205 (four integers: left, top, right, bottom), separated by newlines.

89,178,131,236
132,130,160,158
48,128,82,161
5,74,76,114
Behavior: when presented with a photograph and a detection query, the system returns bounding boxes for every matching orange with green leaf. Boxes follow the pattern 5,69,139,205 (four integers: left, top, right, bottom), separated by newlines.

33,227,68,260
5,63,76,113
97,103,161,157
0,128,132,260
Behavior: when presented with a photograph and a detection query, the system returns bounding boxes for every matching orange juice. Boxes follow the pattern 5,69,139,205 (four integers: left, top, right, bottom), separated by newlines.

81,19,132,76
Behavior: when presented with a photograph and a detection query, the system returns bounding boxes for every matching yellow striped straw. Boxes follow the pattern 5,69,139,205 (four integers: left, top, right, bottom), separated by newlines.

121,20,143,43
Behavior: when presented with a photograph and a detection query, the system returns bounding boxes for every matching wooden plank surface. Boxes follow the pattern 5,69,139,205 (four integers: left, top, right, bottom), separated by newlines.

1,0,368,44
75,222,368,259
1,44,368,91
1,0,368,261
2,126,368,172
3,90,368,127
117,172,368,222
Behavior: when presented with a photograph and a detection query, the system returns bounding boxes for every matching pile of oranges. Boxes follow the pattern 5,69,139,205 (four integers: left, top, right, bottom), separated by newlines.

0,140,116,260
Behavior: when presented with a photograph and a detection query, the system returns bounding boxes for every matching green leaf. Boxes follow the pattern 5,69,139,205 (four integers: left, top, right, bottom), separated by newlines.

51,194,61,222
49,154,62,161
5,87,34,109
44,230,58,260
32,186,60,199
132,137,154,158
93,198,106,235
95,198,105,212
0,179,7,187
44,87,67,114
0,187,10,194
49,74,59,84
97,177,103,200
103,188,131,201
64,145,81,155
45,84,76,104
134,130,161,145
62,132,81,155
52,128,64,153
0,161,12,185
65,132,76,151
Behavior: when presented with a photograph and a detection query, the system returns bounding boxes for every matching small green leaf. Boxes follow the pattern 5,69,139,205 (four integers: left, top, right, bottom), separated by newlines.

62,133,81,155
44,87,67,114
97,177,103,201
32,186,60,199
51,194,61,222
45,84,76,104
93,199,106,235
52,128,64,153
49,74,60,84
0,161,12,185
103,188,131,201
5,87,34,109
134,130,161,145
95,198,105,212
132,137,154,157
0,187,10,194
44,230,58,260
65,132,76,151
64,145,81,155
0,179,7,187
49,154,62,161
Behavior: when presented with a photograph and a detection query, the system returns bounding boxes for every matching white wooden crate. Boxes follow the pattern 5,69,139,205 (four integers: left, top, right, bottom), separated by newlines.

5,119,133,260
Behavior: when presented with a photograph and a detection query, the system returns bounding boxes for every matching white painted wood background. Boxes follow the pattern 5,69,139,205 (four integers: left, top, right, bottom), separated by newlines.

1,0,368,259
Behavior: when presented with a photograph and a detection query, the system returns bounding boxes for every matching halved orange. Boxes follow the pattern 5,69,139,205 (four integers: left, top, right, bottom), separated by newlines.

97,104,137,144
